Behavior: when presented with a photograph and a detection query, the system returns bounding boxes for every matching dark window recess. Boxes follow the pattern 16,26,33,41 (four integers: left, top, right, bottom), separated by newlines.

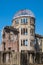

21,40,22,46
12,50,15,52
8,47,11,50
21,28,28,35
3,42,6,50
21,18,28,24
3,53,6,63
21,50,25,53
15,19,19,24
21,50,28,65
30,18,35,25
30,29,34,36
21,28,22,34
23,40,25,45
30,40,34,46
21,40,28,46
23,28,25,35
40,39,42,46
3,33,5,38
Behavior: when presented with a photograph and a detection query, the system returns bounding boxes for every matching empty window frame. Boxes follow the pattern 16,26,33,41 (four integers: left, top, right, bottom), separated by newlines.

30,28,35,36
21,39,28,46
30,40,34,46
8,47,11,50
3,31,5,38
15,19,19,24
21,18,28,24
3,42,6,50
30,18,35,25
9,32,14,41
21,28,28,35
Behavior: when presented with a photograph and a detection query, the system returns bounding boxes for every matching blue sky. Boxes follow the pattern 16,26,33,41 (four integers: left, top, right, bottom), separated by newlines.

0,0,43,42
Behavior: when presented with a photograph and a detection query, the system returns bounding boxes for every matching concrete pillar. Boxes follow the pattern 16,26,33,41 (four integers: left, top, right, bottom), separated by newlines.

29,54,33,64
11,52,13,65
17,52,19,65
6,53,9,63
19,53,20,65
27,53,29,64
1,53,3,63
39,54,41,64
11,52,14,64
0,53,1,63
33,55,36,63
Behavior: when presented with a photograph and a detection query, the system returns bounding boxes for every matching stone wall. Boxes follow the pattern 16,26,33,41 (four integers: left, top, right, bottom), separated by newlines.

0,51,43,65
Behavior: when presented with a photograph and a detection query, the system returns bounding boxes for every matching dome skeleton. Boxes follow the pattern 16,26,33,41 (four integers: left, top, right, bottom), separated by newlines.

13,9,35,19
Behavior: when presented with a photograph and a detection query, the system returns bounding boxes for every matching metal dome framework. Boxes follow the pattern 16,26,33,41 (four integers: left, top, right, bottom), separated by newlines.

13,9,35,19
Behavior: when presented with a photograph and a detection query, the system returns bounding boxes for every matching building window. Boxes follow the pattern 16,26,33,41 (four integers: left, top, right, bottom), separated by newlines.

30,28,35,36
9,32,17,42
21,40,22,46
10,34,14,41
15,19,19,24
21,39,28,46
3,42,6,50
9,32,14,41
21,50,25,53
3,31,5,38
21,28,28,35
30,40,34,46
40,39,42,46
25,28,28,35
30,18,35,25
10,35,14,41
21,18,28,24
8,47,11,50
3,53,6,63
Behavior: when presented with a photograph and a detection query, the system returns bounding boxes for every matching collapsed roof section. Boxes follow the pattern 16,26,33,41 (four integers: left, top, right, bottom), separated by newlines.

13,9,35,19
4,26,19,35
35,34,43,38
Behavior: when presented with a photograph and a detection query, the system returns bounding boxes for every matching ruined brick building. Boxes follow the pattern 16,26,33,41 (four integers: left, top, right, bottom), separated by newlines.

0,9,43,65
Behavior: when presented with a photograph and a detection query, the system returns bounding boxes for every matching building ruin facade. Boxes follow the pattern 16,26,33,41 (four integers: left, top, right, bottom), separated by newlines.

0,9,43,65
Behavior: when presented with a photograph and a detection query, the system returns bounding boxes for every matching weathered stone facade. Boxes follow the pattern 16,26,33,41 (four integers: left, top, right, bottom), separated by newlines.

2,26,19,52
0,51,43,65
0,9,43,65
